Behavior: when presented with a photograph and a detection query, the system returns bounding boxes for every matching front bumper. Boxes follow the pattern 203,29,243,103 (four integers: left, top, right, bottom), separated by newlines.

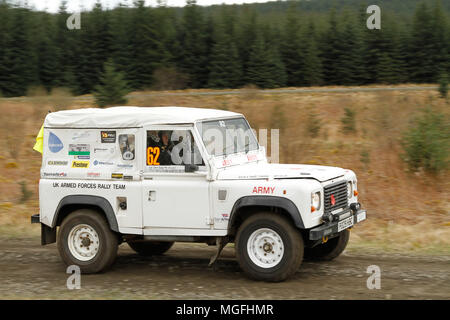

309,209,367,240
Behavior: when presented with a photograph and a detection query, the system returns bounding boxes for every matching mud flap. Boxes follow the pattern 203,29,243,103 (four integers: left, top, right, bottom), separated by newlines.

41,224,56,245
208,237,228,268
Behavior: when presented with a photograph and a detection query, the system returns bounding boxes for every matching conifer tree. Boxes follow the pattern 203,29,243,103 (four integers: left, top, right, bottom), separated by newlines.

109,3,133,78
391,21,411,84
246,31,286,88
0,0,447,96
237,8,258,82
178,0,208,88
128,1,164,89
301,21,323,86
0,1,13,96
430,1,449,81
76,3,112,93
438,73,448,98
245,32,271,88
207,27,242,88
36,13,58,92
280,4,303,86
267,46,287,88
54,1,77,90
336,11,367,85
8,7,38,96
320,9,342,85
94,59,130,108
410,2,435,82
154,3,178,67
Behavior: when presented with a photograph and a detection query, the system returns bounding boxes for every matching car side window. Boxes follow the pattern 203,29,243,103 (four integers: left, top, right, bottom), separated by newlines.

146,130,205,168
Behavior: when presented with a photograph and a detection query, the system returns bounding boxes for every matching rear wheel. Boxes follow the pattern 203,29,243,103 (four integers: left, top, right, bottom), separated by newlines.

127,241,174,256
235,213,303,282
304,229,350,261
57,209,118,274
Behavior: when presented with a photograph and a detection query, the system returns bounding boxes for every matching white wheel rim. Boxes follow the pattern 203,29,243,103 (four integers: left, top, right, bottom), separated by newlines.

247,228,284,268
68,224,100,261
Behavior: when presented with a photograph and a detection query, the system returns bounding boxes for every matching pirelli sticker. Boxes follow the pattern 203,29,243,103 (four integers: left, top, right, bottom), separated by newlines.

101,131,116,143
72,160,90,168
111,173,123,179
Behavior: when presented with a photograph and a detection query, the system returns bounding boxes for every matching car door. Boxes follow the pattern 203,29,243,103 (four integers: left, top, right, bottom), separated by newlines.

141,125,212,234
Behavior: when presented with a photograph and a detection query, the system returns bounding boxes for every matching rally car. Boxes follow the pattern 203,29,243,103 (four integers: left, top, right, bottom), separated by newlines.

31,106,366,282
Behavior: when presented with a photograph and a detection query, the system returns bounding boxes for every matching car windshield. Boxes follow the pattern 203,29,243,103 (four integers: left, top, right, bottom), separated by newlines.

197,118,259,156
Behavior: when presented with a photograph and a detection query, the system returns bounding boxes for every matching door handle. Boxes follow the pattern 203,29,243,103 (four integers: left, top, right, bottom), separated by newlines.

148,190,156,201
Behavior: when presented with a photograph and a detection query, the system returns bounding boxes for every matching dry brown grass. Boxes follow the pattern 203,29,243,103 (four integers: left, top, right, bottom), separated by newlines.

0,85,448,253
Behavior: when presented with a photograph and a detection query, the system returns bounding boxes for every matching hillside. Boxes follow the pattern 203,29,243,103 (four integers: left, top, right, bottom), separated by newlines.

1,1,449,97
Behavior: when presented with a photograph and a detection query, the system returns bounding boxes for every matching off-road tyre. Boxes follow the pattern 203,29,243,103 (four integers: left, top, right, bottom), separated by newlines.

235,212,304,282
57,209,118,274
304,229,350,261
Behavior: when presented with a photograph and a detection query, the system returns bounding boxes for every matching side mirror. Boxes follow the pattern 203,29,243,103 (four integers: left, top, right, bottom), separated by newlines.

184,164,199,172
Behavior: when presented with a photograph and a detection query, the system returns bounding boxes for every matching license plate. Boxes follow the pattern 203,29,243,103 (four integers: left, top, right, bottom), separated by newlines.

338,216,354,232
357,211,366,223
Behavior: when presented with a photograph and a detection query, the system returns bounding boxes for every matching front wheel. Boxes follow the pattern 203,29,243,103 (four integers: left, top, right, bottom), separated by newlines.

235,213,304,282
57,209,118,274
304,229,350,261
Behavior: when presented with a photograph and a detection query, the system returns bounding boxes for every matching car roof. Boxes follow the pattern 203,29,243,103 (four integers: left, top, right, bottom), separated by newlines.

44,106,243,128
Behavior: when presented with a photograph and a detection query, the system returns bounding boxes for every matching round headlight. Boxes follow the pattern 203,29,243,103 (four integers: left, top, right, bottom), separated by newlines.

311,192,321,210
347,181,353,198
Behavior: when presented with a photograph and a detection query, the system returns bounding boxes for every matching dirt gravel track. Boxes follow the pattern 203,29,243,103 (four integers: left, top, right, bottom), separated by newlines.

0,237,448,300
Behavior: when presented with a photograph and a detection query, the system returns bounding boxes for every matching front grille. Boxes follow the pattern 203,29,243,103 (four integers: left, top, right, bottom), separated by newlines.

323,180,348,216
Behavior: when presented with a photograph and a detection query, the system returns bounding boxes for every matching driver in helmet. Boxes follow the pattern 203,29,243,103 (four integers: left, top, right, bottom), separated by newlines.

157,130,174,165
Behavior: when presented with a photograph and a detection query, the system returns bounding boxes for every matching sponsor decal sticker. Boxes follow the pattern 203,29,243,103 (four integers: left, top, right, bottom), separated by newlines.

47,160,68,166
117,164,133,168
75,155,90,160
214,213,230,223
111,173,123,179
94,147,115,154
94,148,107,153
43,172,67,177
51,182,126,190
101,131,116,143
71,160,90,168
94,160,114,166
122,151,134,160
87,172,101,177
222,159,232,166
69,144,90,156
252,186,275,194
48,132,64,153
72,132,90,141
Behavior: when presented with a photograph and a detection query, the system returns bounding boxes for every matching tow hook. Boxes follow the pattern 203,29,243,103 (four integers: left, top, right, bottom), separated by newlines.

322,236,328,243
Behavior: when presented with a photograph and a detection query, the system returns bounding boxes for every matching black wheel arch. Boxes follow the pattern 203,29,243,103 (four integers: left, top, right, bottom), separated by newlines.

228,196,305,236
51,195,119,232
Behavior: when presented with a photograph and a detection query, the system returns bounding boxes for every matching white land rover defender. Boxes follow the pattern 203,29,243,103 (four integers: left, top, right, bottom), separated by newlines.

31,106,366,282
